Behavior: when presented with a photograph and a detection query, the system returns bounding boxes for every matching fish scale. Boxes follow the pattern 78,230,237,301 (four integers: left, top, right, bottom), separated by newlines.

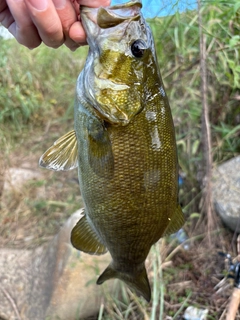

39,0,184,302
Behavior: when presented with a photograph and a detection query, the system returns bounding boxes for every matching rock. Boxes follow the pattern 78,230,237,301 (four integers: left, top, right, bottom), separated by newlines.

3,167,43,193
0,248,33,320
45,210,114,320
212,156,240,232
183,306,208,320
0,209,114,320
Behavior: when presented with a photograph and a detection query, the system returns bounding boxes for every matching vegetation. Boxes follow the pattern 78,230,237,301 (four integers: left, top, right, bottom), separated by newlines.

0,41,87,248
149,0,240,216
0,0,239,319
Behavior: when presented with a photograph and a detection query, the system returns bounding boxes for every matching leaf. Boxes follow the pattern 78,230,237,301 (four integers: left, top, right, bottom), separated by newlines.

234,1,240,14
229,35,240,48
192,139,200,155
189,213,201,219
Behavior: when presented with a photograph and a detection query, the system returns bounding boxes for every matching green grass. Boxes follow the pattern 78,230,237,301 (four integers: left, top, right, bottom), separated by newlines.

0,39,88,145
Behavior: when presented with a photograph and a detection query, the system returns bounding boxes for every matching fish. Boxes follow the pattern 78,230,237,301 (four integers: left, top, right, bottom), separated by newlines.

39,0,184,302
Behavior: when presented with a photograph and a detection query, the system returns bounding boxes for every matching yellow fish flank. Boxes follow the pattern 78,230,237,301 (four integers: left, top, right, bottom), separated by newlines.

39,0,184,302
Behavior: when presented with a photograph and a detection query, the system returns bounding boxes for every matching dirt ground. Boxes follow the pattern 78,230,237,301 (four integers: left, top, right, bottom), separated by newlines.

0,123,83,249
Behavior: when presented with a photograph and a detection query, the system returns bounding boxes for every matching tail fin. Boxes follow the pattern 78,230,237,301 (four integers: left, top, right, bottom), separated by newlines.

96,262,151,302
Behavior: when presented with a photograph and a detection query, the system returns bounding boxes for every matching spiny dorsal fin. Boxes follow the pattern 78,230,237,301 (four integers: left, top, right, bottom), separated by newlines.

39,130,78,171
97,262,151,302
71,215,107,255
163,204,185,236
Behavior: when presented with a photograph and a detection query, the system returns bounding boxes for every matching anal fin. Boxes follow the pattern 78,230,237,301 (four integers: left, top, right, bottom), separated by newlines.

71,215,107,255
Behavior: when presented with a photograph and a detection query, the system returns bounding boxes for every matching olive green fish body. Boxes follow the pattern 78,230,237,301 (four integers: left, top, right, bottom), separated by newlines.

75,87,178,260
39,1,184,302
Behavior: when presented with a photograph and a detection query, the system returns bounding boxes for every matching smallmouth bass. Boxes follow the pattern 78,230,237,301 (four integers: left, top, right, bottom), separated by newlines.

39,0,184,302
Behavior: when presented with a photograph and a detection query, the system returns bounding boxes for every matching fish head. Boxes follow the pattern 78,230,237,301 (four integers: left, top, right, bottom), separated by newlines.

80,1,157,126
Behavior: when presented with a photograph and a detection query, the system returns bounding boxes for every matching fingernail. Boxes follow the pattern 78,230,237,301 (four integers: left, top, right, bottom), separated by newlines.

27,0,48,11
52,0,66,10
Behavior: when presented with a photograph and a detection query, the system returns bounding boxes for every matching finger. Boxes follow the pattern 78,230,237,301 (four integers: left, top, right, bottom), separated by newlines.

0,0,7,12
71,0,80,14
0,5,14,29
69,0,111,45
24,0,64,48
69,21,86,45
3,0,41,48
77,0,110,7
52,0,80,50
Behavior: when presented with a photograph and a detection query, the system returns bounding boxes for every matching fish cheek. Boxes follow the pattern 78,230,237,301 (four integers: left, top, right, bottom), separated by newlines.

98,49,132,83
93,50,146,123
96,87,143,123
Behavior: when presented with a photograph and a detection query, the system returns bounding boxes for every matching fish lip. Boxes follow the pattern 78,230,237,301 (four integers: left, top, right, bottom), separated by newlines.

81,1,142,31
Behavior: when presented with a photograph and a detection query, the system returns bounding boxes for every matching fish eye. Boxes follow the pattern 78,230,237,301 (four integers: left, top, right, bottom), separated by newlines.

131,39,147,58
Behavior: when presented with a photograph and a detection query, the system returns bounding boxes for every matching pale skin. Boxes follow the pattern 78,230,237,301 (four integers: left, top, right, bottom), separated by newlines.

0,0,110,50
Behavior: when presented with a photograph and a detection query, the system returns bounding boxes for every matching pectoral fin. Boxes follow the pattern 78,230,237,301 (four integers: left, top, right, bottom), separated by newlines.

71,215,107,255
163,204,185,236
39,130,78,171
87,119,114,179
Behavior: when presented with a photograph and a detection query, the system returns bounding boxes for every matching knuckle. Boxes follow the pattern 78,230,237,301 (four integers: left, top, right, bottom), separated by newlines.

44,36,64,48
0,2,7,12
43,20,61,37
0,9,14,29
45,42,62,49
65,42,80,51
18,35,42,48
41,22,64,47
14,25,42,48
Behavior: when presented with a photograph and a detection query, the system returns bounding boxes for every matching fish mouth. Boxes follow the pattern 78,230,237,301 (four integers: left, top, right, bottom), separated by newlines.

81,1,142,31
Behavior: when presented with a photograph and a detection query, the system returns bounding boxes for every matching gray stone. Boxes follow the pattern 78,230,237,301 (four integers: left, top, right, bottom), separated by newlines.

212,156,240,232
3,167,43,193
0,209,113,320
183,306,208,320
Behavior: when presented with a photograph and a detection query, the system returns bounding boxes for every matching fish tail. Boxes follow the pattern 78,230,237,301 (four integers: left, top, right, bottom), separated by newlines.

97,262,151,302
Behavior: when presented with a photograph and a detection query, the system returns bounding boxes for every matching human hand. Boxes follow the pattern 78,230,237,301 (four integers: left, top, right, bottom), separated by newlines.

0,0,110,50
